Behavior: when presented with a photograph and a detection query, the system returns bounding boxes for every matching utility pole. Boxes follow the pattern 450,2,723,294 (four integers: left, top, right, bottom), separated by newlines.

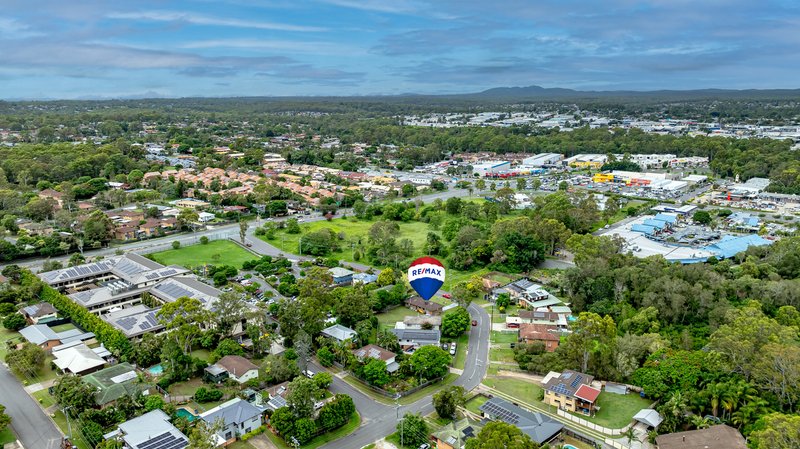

396,400,403,447
63,406,73,439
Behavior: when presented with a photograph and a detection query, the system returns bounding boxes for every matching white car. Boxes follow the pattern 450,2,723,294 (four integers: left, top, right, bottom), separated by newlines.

449,342,456,355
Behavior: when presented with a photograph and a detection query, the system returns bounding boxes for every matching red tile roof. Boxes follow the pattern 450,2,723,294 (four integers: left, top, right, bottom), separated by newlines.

574,384,601,403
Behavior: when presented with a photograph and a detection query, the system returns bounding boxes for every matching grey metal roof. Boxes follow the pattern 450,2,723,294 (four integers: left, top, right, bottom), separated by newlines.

634,409,663,428
103,307,164,338
390,328,441,342
479,397,563,444
321,324,357,341
19,324,59,345
116,410,188,449
200,398,262,427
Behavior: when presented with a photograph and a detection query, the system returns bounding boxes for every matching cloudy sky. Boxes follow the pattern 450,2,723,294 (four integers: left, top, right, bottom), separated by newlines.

1,0,799,99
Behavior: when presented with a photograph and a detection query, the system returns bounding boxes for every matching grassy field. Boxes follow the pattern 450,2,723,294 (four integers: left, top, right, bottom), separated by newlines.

482,377,543,405
451,333,469,370
0,427,16,445
489,348,516,364
465,395,488,415
53,410,92,449
571,392,652,429
190,348,212,362
264,217,433,264
341,373,458,406
50,322,77,333
491,305,520,323
149,240,256,269
33,390,56,408
0,328,21,360
491,331,519,344
264,413,360,449
377,306,415,332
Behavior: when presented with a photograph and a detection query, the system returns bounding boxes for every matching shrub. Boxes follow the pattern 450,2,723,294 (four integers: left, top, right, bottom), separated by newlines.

194,387,224,403
200,236,209,245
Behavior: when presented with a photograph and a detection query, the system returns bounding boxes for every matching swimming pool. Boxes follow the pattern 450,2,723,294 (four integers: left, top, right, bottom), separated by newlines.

563,445,578,449
146,364,164,375
175,408,197,422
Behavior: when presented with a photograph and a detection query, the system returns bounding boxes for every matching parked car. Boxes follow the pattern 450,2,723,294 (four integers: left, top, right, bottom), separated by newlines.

449,342,456,355
304,369,315,379
442,293,451,299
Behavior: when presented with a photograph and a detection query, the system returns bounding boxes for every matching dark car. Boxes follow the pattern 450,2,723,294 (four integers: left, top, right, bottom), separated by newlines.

472,320,478,326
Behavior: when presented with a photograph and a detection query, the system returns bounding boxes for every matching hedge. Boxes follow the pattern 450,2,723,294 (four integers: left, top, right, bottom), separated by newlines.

26,272,133,357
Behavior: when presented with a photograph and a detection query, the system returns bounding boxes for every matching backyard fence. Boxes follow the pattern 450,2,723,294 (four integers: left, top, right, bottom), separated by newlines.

555,408,633,436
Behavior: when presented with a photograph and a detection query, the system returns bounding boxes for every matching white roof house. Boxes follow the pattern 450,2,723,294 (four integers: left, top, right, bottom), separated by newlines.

53,344,106,375
321,324,357,342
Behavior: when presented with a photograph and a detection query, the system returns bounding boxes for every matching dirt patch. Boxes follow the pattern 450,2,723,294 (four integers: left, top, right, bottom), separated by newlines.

374,439,398,449
495,370,545,385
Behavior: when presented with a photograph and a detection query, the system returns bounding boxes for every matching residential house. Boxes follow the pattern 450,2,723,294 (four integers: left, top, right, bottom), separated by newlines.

83,363,153,408
114,225,138,241
199,398,263,445
214,355,259,384
38,189,65,209
478,397,563,445
655,425,747,449
20,302,57,324
329,267,355,286
405,296,444,316
174,199,210,209
18,221,55,236
432,419,482,449
518,309,569,329
352,344,399,373
518,324,560,352
104,409,189,449
52,343,106,375
493,279,552,308
18,324,94,351
197,211,216,223
352,272,378,285
204,364,229,384
399,315,442,330
390,329,441,353
542,370,600,416
321,324,358,343
264,381,290,411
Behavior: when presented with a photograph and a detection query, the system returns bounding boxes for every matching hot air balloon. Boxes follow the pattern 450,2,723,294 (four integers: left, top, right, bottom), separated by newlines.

407,256,446,301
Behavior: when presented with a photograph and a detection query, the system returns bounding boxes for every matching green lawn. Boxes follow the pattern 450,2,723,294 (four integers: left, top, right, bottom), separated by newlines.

451,333,469,370
264,413,360,449
190,348,212,362
263,217,433,264
377,306,417,332
53,410,91,449
0,427,16,445
228,441,257,449
491,331,519,344
50,322,77,333
571,392,652,429
342,373,458,406
0,328,21,361
149,240,256,269
491,305,519,323
465,395,488,415
33,390,56,408
482,377,543,405
489,348,516,364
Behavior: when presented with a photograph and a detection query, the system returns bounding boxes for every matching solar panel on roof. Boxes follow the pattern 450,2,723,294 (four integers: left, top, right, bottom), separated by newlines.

570,375,583,389
140,321,152,330
117,317,137,331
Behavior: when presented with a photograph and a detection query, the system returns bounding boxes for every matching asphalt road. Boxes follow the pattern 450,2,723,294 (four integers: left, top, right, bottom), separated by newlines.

0,363,63,449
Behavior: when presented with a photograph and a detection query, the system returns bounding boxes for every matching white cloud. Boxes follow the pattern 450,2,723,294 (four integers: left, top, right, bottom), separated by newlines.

107,10,327,32
0,17,44,38
180,38,364,55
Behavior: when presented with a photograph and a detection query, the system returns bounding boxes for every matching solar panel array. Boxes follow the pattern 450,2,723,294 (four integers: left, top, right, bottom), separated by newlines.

154,282,196,300
550,383,572,396
117,317,138,331
481,400,520,424
570,375,583,389
136,431,187,449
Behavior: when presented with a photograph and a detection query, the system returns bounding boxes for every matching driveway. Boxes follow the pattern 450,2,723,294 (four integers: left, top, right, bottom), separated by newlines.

0,364,63,449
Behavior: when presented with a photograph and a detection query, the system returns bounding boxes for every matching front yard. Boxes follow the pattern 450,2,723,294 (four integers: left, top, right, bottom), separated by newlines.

482,377,543,405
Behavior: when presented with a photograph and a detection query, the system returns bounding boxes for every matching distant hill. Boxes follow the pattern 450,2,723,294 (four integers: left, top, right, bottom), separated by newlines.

460,85,800,101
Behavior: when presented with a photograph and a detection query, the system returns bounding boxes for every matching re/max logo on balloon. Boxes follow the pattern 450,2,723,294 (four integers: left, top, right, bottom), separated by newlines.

410,267,443,277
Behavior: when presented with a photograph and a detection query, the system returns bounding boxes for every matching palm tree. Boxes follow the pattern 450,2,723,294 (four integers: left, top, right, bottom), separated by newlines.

690,414,711,429
620,427,639,446
704,382,730,418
